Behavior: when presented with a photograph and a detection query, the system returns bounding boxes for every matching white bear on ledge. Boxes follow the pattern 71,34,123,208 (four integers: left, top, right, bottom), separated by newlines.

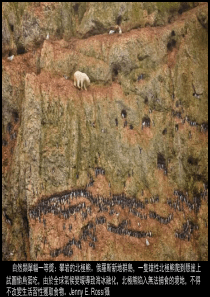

73,71,90,90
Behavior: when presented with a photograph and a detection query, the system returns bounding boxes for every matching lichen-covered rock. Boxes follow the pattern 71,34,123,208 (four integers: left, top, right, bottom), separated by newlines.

2,2,208,261
2,2,203,56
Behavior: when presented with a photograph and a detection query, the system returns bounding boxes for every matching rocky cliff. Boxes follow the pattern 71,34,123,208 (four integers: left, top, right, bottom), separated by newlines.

2,2,208,261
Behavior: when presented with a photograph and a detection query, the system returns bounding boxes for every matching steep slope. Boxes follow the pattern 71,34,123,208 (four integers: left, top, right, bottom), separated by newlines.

2,2,208,261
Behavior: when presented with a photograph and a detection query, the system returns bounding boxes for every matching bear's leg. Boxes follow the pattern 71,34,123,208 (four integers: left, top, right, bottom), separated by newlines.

77,79,81,89
80,79,84,90
82,79,86,90
84,81,87,91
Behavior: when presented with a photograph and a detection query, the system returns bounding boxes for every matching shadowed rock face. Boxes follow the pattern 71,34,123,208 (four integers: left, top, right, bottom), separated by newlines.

2,3,208,261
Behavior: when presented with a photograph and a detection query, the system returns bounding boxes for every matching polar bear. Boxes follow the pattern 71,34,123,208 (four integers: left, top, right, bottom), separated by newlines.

73,71,90,90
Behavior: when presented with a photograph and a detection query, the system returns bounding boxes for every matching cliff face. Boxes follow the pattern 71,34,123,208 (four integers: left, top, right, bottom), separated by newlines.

2,2,208,261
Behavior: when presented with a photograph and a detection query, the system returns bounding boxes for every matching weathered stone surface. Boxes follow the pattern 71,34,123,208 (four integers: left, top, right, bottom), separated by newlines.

2,2,203,56
2,3,208,261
